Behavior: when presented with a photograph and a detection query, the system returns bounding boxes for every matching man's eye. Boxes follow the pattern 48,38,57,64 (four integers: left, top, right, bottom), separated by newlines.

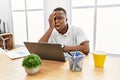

57,17,63,20
55,17,64,20
54,17,56,20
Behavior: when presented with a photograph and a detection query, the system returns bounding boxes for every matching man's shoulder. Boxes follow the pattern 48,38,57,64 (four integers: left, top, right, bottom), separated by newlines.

69,25,83,32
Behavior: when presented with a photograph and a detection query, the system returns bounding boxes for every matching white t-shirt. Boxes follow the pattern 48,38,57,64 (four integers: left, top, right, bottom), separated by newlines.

48,25,88,46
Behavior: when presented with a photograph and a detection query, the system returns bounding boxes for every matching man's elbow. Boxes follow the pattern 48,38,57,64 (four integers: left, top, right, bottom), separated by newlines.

83,48,90,55
80,41,90,55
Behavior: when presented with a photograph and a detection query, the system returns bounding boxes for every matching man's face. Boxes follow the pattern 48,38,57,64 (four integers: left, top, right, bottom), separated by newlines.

54,11,67,32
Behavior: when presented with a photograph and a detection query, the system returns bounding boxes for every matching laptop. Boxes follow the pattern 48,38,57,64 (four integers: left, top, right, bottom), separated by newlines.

24,42,67,62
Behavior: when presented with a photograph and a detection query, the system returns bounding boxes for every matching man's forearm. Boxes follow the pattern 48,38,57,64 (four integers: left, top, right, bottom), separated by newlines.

64,46,89,55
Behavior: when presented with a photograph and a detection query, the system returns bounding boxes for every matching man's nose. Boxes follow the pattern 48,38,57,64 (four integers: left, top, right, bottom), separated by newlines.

55,19,59,23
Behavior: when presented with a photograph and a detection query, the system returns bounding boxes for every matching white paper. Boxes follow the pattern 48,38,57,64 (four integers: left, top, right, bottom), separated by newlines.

5,50,30,59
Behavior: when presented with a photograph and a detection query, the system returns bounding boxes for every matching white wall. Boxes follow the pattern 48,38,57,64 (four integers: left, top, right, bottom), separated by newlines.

0,0,13,32
44,0,71,31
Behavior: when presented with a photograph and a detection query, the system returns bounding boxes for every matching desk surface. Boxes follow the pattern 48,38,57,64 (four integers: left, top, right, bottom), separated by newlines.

0,47,120,80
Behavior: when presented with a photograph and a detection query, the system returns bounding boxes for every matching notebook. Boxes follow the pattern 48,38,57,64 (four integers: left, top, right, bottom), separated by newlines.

24,42,67,62
5,47,30,59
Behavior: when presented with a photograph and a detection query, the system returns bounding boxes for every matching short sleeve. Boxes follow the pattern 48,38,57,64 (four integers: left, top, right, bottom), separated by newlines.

75,27,88,45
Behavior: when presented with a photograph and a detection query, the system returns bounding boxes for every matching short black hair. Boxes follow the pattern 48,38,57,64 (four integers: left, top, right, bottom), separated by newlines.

53,7,67,15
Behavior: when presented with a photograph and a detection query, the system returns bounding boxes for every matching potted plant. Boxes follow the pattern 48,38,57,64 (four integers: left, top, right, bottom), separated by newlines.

22,53,42,74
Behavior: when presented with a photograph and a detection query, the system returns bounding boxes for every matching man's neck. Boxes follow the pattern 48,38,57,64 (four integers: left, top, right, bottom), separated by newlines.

60,24,68,35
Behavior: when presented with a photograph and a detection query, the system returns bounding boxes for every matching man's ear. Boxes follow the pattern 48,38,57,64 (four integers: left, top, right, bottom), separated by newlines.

66,18,68,22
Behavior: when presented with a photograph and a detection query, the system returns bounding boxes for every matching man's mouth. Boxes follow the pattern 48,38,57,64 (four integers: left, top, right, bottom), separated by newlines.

55,25,61,30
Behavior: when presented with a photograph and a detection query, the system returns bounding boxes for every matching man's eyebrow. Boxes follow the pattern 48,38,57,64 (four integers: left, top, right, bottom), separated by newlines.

56,16,64,17
56,15,65,17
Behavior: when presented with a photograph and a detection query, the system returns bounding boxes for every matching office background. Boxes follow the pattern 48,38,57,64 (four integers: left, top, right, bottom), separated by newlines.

0,0,120,54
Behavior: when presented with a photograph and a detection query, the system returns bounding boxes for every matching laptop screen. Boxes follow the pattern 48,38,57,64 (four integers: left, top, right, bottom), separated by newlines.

24,42,66,62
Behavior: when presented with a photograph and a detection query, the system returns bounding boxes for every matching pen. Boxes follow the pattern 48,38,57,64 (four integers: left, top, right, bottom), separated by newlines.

68,52,72,56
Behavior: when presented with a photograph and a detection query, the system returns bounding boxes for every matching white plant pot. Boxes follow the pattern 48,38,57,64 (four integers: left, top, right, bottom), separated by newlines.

25,66,40,75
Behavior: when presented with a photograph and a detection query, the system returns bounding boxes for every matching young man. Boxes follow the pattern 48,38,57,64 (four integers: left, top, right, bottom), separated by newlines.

38,7,90,55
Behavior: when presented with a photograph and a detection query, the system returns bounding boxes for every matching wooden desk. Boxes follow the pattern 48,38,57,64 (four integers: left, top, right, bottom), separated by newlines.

0,47,120,80
0,33,14,50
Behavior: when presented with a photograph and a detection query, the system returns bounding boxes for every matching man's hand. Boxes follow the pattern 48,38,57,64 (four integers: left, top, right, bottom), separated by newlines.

49,12,56,29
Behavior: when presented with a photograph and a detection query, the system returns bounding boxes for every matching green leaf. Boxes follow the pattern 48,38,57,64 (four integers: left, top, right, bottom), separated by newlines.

22,53,42,69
